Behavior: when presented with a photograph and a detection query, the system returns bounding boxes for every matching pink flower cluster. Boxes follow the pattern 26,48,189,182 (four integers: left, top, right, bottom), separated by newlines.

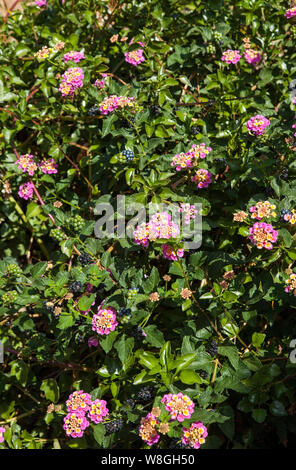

171,143,212,171
124,49,145,66
221,49,241,64
92,305,118,336
179,203,198,224
161,393,195,422
248,222,278,250
18,182,34,200
249,201,276,220
285,7,296,18
59,67,84,97
139,412,160,446
93,73,108,89
34,0,47,7
63,390,109,438
244,49,261,66
15,154,37,176
182,422,208,449
98,95,136,115
39,158,58,174
63,51,85,64
134,212,180,247
192,169,212,189
246,115,270,136
162,244,184,261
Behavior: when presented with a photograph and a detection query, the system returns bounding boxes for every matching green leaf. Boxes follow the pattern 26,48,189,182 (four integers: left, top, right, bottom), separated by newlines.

179,369,202,385
144,325,165,347
252,408,267,423
40,379,60,403
269,401,287,417
114,335,134,365
252,332,266,348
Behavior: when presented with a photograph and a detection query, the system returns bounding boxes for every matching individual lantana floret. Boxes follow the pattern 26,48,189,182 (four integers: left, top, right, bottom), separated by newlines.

161,393,195,422
18,182,34,200
192,169,212,189
249,201,276,220
139,412,160,446
88,399,109,424
63,411,89,438
248,222,278,250
221,49,241,64
246,115,270,136
66,390,92,414
63,51,85,63
92,305,118,335
15,154,37,176
179,203,198,224
182,422,208,449
39,158,58,174
284,272,296,295
233,210,248,222
124,49,145,66
162,245,184,261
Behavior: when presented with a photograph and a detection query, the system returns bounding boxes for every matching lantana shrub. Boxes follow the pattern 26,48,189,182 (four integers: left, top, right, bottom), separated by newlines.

1,0,296,450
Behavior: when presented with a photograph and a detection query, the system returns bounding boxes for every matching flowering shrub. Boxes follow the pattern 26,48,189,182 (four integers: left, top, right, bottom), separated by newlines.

1,0,296,452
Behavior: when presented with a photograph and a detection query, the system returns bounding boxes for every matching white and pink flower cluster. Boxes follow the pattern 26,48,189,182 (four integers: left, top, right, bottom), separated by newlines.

98,95,136,115
248,222,278,250
15,154,58,200
246,115,270,136
63,390,109,438
92,304,118,336
133,212,184,260
171,143,212,171
93,73,108,89
161,392,195,422
63,51,85,64
59,67,84,97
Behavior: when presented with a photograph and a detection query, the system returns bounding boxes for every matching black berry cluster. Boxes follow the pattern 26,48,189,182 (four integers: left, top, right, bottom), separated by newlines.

125,398,135,409
122,149,134,162
191,126,201,135
135,386,154,404
118,307,132,317
88,105,100,116
200,371,208,379
130,325,145,341
120,117,135,128
207,340,218,357
280,168,288,180
104,419,123,435
69,281,83,293
78,252,91,266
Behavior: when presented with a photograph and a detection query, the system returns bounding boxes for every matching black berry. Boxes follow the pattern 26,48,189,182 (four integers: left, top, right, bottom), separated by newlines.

126,398,135,409
206,340,218,357
136,386,154,404
88,105,100,116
